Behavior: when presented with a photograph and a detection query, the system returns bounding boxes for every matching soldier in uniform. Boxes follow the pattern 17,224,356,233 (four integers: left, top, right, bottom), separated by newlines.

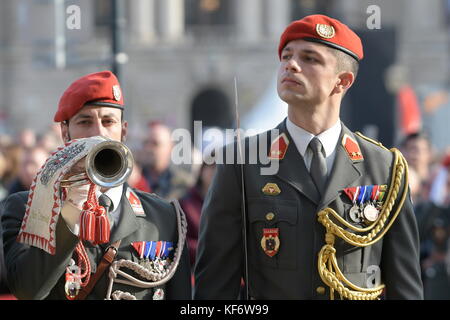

1,71,191,300
194,15,423,299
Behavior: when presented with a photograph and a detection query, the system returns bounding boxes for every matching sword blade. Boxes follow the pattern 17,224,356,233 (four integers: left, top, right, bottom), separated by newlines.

234,76,249,300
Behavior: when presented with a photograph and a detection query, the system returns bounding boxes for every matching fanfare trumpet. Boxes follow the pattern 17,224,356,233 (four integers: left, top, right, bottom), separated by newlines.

60,139,134,189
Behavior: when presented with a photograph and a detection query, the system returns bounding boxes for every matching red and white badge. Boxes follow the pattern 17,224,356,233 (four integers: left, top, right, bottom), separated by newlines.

342,134,363,161
269,133,289,160
126,187,145,216
261,228,280,257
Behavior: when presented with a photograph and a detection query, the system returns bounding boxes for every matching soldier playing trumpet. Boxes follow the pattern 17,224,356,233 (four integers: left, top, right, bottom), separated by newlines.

1,71,191,300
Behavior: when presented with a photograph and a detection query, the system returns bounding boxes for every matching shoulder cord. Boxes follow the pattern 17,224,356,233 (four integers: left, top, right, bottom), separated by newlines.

105,199,188,300
317,148,409,300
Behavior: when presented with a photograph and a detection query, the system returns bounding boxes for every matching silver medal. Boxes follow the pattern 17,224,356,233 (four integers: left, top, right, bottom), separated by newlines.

64,260,81,299
153,288,164,300
349,205,361,223
154,257,165,273
363,204,379,223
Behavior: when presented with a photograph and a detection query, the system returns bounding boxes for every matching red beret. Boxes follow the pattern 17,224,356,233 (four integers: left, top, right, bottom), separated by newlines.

278,14,363,61
54,70,124,122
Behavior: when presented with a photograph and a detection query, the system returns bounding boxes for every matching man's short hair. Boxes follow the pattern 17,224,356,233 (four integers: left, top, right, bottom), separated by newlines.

330,48,359,79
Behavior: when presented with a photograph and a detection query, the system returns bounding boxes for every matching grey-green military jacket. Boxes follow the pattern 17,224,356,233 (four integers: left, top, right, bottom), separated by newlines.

194,119,423,300
1,185,192,300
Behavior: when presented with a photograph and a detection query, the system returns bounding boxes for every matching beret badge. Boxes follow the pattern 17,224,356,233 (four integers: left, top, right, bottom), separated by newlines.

113,85,121,101
316,24,335,39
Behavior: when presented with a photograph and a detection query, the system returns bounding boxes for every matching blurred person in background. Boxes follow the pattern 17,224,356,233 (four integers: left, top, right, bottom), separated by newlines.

7,146,49,195
0,151,8,201
1,145,24,189
17,129,36,149
140,121,194,200
0,151,8,295
127,160,152,193
400,131,434,205
416,153,450,299
36,130,63,153
179,160,217,267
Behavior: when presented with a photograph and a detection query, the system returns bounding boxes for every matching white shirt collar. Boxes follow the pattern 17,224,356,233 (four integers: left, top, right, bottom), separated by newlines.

97,184,123,212
286,117,342,157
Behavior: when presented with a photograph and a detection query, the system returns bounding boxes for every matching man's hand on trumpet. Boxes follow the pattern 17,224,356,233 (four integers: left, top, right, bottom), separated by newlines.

61,157,90,235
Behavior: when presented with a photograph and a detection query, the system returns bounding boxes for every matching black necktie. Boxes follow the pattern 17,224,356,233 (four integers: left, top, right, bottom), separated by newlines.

99,194,113,227
309,137,327,195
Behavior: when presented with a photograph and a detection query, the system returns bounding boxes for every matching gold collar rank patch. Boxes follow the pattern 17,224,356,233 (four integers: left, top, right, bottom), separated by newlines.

316,24,335,39
261,228,280,257
262,183,281,196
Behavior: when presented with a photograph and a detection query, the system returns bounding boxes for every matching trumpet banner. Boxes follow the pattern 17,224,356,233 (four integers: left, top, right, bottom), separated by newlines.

17,136,107,255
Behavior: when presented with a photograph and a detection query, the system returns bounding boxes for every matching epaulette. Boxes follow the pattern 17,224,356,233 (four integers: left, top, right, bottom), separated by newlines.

354,131,389,151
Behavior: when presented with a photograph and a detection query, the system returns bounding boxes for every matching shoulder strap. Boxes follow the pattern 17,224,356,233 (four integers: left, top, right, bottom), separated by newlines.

75,240,121,300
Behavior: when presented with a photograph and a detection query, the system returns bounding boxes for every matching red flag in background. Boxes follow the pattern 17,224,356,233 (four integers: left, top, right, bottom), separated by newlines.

397,85,422,135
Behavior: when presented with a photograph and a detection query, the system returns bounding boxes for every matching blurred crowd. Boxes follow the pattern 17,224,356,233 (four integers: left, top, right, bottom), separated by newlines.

1,123,450,299
400,132,450,299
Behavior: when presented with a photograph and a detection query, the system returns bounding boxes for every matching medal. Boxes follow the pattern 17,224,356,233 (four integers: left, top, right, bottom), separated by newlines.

349,205,361,223
153,288,164,300
344,186,361,223
363,204,379,224
131,241,174,273
65,259,81,300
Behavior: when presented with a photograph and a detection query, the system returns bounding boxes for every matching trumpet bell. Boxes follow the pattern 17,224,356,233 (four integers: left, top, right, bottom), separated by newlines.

60,139,134,189
86,140,134,188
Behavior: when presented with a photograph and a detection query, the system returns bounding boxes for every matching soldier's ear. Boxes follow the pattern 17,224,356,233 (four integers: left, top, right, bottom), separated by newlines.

333,71,355,95
121,120,128,143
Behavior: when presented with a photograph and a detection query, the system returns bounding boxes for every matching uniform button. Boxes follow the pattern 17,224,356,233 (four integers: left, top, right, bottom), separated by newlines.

316,286,326,295
265,212,275,221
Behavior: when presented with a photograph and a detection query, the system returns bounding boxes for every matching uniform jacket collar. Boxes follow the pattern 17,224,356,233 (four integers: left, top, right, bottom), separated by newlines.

109,184,141,243
272,118,362,208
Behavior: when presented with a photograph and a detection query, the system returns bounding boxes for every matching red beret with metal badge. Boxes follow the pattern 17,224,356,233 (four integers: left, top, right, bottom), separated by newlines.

278,14,364,61
54,70,124,122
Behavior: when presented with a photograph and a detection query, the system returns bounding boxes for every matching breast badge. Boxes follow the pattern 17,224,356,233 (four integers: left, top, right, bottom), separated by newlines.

262,183,281,196
261,228,280,257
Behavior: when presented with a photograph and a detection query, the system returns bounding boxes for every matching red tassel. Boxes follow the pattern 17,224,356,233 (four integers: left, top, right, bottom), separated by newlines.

76,182,111,245
79,208,96,242
94,206,110,245
78,183,97,242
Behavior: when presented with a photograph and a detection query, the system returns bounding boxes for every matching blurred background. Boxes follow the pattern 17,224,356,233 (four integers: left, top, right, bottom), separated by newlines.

1,0,449,147
1,0,450,299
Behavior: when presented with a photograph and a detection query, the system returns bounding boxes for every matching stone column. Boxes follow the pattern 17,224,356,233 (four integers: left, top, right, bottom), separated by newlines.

129,0,156,44
235,0,262,43
158,0,184,42
263,0,290,39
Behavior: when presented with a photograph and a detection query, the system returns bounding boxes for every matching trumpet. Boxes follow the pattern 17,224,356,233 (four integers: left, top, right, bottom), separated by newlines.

60,140,134,189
